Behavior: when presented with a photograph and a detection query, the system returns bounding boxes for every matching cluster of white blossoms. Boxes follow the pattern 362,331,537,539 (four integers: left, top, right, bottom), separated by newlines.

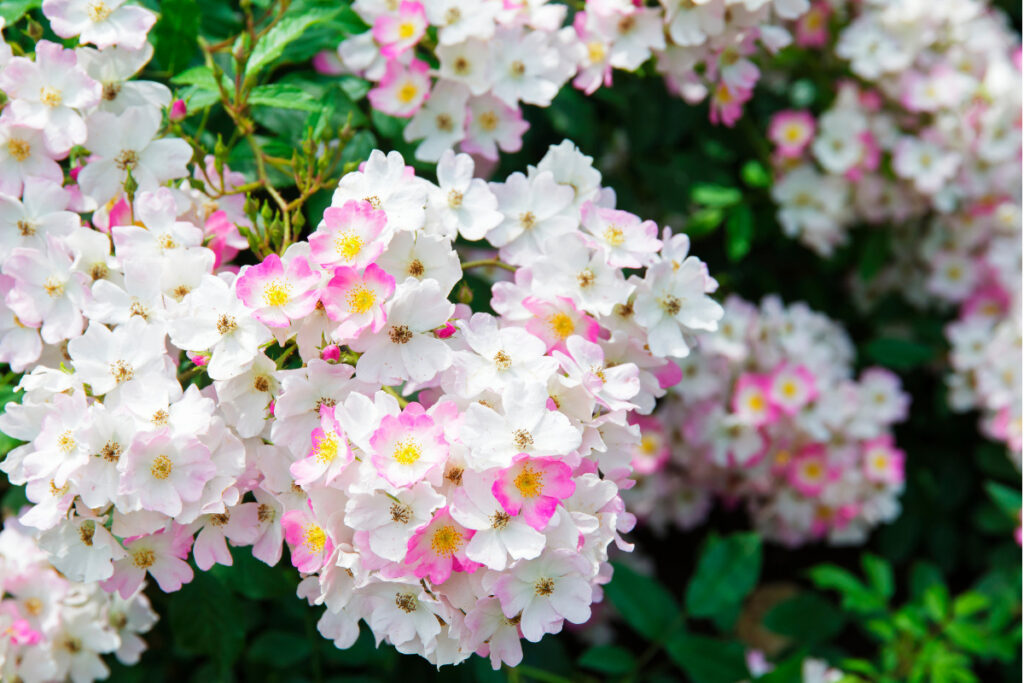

765,0,1021,460
0,517,156,683
625,296,910,546
318,0,813,161
230,142,723,667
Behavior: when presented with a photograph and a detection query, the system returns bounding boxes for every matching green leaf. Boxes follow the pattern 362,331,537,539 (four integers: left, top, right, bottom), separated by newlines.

725,204,754,262
861,554,895,601
168,572,248,672
952,592,990,618
370,109,407,141
858,229,891,281
685,207,724,237
210,548,295,601
664,632,749,683
578,645,635,676
740,160,771,188
0,0,40,23
685,532,762,628
763,592,847,644
984,481,1022,517
863,338,935,370
909,561,944,599
691,184,742,207
171,66,218,89
246,7,341,78
945,622,992,656
248,84,320,111
246,630,312,668
152,0,200,75
808,564,884,613
605,561,681,640
923,583,951,623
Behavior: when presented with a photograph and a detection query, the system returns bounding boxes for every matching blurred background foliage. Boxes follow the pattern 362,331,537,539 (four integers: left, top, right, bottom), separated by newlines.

0,0,1020,681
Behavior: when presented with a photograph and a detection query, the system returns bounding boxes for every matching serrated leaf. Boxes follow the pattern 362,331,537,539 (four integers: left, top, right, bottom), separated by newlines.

249,84,320,111
725,204,754,262
664,632,749,683
685,533,761,628
578,645,635,675
152,0,200,75
246,7,341,78
605,561,681,640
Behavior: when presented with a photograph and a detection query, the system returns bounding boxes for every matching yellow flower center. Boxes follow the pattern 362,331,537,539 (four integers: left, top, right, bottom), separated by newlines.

397,21,416,40
397,82,419,104
774,450,791,466
131,548,155,569
587,41,606,63
40,86,62,107
780,381,798,398
88,0,113,21
747,394,766,413
303,524,327,554
802,462,823,479
43,276,64,298
334,232,363,261
429,524,464,557
478,111,498,132
346,284,376,314
24,598,43,616
263,279,291,307
314,433,339,464
7,138,30,161
392,438,422,465
513,464,544,499
603,225,625,246
57,430,76,454
150,454,173,480
547,312,575,340
640,435,659,455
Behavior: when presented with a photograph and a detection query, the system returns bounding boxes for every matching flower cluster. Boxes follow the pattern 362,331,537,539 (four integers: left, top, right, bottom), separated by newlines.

763,0,1021,461
0,517,156,683
241,141,723,667
318,0,812,161
626,295,910,546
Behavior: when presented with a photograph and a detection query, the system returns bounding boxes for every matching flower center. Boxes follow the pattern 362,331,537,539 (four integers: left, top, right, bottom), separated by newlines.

747,394,765,412
640,435,659,455
115,149,138,171
491,511,511,529
494,350,512,370
659,295,681,316
263,279,291,307
7,138,30,161
100,440,122,462
217,314,237,334
253,375,271,392
390,502,412,523
587,41,606,63
333,231,363,261
519,211,536,230
395,592,417,613
88,0,113,21
314,433,339,464
109,359,134,383
397,82,419,104
392,438,422,465
43,276,64,298
79,520,95,546
16,220,35,236
478,111,499,132
576,269,595,288
513,429,533,450
534,578,555,596
40,86,62,107
447,189,463,208
388,325,413,344
429,524,464,557
781,381,798,398
303,524,327,554
397,21,416,40
150,454,173,480
547,312,574,339
407,259,425,277
57,430,76,454
513,464,543,498
603,225,624,246
346,284,376,314
132,548,155,569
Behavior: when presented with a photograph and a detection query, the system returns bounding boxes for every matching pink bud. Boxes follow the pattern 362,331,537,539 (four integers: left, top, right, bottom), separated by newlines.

169,99,187,121
321,344,341,362
186,351,210,367
434,321,456,339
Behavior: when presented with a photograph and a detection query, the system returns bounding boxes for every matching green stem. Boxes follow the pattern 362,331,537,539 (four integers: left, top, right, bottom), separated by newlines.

461,258,516,272
275,344,298,368
382,385,409,408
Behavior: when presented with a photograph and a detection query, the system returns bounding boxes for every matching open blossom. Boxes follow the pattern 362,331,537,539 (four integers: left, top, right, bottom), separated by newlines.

309,199,389,269
493,455,576,530
43,0,157,50
372,1,427,58
119,430,216,517
281,505,334,574
403,507,478,584
235,252,320,327
369,402,448,488
368,59,431,118
322,263,395,339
